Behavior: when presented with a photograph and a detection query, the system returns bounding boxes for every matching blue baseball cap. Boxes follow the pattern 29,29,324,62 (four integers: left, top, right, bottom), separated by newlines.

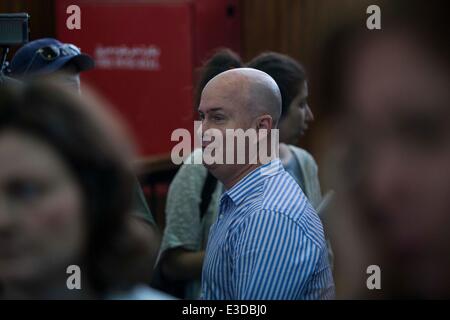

10,38,94,77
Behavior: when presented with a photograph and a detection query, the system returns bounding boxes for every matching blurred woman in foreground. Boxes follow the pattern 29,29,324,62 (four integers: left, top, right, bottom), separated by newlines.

0,82,170,299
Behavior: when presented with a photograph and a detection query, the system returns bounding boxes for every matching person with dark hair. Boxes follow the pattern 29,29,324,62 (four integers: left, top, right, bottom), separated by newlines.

247,52,314,146
193,48,243,110
157,49,328,299
0,82,170,299
247,52,319,196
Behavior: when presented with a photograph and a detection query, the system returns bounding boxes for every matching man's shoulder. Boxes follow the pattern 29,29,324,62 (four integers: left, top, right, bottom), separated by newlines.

261,170,309,214
259,171,326,247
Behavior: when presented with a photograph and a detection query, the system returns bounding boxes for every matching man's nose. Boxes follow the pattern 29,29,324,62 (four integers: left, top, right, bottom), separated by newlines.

199,120,212,138
197,121,207,139
305,105,314,122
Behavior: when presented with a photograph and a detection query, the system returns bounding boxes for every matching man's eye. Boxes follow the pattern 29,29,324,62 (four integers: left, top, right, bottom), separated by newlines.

213,115,225,121
7,181,43,202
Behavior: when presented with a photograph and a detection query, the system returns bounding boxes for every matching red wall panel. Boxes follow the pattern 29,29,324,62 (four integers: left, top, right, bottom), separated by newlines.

55,0,240,157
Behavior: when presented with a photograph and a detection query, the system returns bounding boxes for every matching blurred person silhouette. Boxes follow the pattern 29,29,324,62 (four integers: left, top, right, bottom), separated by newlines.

156,50,330,299
0,82,170,299
9,38,159,260
318,0,450,298
9,38,94,94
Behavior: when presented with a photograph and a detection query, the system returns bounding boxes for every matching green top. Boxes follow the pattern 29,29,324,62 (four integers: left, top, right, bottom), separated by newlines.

159,146,323,299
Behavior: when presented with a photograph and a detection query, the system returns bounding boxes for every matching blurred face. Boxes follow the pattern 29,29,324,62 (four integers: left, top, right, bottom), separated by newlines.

344,31,450,294
43,65,81,94
0,130,85,285
279,82,314,144
59,72,81,93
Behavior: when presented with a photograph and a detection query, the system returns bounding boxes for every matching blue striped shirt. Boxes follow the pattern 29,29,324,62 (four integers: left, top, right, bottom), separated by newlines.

200,159,335,300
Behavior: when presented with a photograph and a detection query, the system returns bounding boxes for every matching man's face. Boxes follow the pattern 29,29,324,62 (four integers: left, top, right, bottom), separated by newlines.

58,72,81,94
50,64,81,94
343,31,450,294
198,80,255,173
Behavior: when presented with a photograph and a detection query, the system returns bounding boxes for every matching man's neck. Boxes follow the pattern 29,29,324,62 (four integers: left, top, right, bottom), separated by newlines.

218,163,262,190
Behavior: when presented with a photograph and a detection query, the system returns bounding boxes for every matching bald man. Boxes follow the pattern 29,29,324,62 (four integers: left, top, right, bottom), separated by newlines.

198,68,334,300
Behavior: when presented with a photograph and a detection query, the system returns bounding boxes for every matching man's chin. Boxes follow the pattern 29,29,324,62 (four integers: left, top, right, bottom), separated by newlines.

202,161,231,178
202,161,218,171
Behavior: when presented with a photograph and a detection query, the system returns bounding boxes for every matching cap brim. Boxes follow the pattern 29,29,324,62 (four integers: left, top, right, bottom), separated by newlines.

66,54,95,72
36,54,95,75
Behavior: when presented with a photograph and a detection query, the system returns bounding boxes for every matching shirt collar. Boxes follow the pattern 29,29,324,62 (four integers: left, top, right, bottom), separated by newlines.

224,158,283,206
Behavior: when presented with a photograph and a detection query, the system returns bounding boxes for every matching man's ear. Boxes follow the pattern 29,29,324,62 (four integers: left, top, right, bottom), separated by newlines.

257,115,273,131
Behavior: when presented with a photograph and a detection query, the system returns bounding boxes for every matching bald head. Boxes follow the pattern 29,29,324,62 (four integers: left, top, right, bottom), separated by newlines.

201,68,282,127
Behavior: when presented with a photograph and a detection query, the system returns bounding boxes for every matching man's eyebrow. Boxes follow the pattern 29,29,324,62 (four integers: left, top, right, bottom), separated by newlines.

208,108,224,113
199,107,224,113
